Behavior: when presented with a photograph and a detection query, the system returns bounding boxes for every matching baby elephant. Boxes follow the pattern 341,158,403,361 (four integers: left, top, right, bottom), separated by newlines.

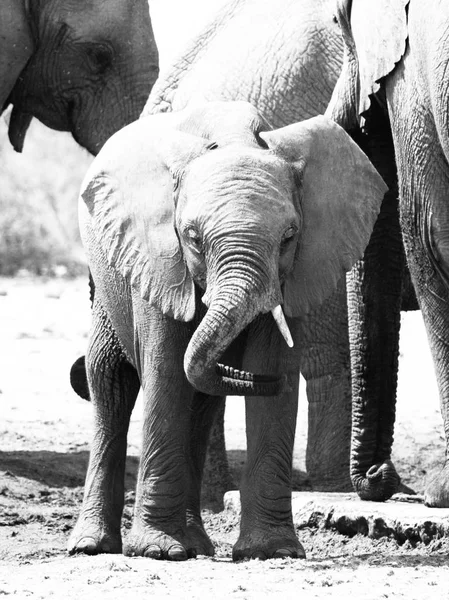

69,101,386,561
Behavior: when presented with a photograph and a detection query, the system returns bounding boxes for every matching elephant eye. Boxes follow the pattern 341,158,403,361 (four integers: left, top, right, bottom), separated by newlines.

280,226,297,251
84,43,114,75
185,227,203,252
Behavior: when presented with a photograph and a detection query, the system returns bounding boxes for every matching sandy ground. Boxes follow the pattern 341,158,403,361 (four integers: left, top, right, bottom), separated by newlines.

0,275,448,598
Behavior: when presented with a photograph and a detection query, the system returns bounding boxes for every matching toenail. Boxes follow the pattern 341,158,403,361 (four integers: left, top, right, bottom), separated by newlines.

251,551,267,560
273,548,292,558
168,545,188,561
76,537,98,555
144,545,162,559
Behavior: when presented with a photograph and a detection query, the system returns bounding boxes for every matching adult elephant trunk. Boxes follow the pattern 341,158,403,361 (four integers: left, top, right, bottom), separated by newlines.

348,185,402,502
184,281,287,398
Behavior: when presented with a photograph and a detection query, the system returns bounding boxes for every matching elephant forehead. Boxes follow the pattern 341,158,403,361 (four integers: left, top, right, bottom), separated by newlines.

182,148,295,212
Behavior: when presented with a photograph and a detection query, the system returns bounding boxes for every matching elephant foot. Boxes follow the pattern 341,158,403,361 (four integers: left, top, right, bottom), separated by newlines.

424,463,449,507
124,524,197,561
232,525,305,562
68,519,122,555
352,459,400,502
186,516,215,556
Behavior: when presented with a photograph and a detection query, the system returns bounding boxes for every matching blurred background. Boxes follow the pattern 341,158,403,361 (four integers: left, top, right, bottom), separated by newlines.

0,0,228,277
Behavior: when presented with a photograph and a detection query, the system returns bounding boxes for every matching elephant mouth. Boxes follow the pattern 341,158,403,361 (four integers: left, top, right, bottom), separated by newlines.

185,305,291,398
8,105,33,152
7,83,72,152
215,363,287,397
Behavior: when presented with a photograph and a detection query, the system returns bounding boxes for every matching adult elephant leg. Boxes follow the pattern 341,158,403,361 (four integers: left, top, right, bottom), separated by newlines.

388,66,449,507
68,302,140,554
298,277,352,491
405,176,449,507
347,105,403,501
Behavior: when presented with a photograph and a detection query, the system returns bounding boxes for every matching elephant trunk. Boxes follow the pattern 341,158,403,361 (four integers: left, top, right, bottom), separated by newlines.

348,188,403,501
184,281,286,397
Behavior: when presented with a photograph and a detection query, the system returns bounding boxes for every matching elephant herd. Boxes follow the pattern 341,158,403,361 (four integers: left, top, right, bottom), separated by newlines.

2,0,449,561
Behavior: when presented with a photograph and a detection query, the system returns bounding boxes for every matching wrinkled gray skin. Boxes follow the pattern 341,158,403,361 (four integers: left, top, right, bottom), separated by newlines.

144,0,351,496
68,101,385,561
2,0,159,155
327,0,449,506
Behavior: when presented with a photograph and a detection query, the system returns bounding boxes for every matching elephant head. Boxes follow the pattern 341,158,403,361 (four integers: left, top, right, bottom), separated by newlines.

2,0,158,155
80,101,387,397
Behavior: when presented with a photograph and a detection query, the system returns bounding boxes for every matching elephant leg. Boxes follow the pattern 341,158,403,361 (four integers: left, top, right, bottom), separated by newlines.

68,302,140,555
185,392,226,556
388,71,449,507
124,313,210,560
402,194,449,507
233,317,304,561
200,397,233,511
298,276,352,491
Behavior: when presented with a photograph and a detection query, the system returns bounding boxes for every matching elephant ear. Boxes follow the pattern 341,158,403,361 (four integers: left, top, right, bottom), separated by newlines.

80,115,210,321
327,0,409,126
350,0,409,118
260,115,388,317
0,0,34,111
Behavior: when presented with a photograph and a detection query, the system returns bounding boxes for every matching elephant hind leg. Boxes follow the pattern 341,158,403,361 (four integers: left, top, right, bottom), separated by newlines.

68,302,140,555
388,70,449,507
402,180,449,507
186,392,228,557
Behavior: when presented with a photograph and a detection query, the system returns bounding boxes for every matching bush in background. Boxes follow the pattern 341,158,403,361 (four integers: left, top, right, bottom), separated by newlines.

0,115,92,276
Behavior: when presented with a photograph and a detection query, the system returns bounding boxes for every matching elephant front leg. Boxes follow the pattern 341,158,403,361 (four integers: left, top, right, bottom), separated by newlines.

396,125,449,508
124,317,212,560
234,382,304,561
233,321,304,561
68,305,140,555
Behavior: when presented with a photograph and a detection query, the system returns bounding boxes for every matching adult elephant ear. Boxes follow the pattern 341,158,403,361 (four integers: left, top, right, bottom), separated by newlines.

0,0,34,112
79,114,210,321
260,115,388,317
327,0,409,127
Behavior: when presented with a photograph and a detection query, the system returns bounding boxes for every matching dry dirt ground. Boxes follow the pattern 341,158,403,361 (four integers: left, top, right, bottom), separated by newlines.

0,275,449,599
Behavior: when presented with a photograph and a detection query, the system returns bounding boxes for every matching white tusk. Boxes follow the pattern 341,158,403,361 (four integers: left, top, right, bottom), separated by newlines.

271,305,294,348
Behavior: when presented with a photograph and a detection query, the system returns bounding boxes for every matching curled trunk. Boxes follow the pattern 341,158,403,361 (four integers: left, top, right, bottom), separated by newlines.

348,186,403,501
184,284,286,397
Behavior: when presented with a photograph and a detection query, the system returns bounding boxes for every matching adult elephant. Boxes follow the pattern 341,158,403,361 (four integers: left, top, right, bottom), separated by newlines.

69,101,385,560
327,0,449,506
143,0,351,495
1,0,159,155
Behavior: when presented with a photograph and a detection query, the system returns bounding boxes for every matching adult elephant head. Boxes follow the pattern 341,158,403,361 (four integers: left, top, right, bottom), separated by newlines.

1,0,159,155
81,101,386,397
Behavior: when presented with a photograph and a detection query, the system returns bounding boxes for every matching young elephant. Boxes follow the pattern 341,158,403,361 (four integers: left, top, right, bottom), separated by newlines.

69,101,386,561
